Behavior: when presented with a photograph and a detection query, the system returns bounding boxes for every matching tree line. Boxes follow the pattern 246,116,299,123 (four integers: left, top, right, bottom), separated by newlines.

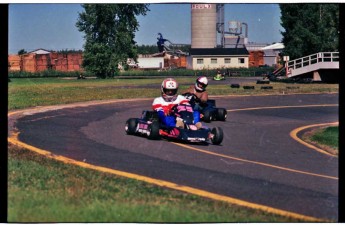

136,44,191,55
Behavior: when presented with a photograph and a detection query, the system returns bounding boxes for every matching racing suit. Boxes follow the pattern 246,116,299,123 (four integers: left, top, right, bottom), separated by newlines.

182,85,209,123
152,95,189,127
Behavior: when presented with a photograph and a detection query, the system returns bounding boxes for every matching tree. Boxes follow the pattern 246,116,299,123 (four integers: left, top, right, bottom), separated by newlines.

76,4,149,78
18,49,27,55
279,4,339,60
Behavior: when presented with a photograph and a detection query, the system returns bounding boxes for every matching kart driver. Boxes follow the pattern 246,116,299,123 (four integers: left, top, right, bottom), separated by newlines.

182,76,209,128
152,78,190,128
214,70,225,79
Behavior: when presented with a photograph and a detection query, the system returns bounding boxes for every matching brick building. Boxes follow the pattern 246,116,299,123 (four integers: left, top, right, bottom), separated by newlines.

8,49,83,72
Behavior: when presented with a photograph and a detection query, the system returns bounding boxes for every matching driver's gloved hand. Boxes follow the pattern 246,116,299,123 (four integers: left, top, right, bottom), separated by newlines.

175,117,184,128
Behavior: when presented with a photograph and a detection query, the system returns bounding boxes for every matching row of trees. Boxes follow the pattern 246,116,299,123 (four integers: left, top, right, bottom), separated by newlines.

136,45,159,55
75,4,339,78
136,44,191,55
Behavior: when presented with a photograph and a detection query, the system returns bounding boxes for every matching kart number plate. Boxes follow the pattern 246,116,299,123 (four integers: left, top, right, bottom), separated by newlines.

187,137,206,142
138,123,149,134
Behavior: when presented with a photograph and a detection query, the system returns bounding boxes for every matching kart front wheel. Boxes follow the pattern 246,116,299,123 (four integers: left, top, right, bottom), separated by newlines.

211,127,223,145
217,108,227,121
147,121,160,140
125,118,138,135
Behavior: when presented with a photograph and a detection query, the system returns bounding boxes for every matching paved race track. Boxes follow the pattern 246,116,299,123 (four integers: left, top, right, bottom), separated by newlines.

9,93,338,221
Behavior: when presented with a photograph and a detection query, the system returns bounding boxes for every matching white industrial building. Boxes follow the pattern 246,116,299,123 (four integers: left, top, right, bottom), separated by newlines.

189,3,250,70
128,3,282,70
136,57,164,70
260,43,284,66
187,48,249,70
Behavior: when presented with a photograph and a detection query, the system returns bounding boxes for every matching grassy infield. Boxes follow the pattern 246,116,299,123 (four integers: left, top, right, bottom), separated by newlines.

8,78,339,222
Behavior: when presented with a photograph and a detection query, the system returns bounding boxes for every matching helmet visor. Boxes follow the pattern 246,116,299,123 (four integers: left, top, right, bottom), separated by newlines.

197,81,207,89
163,88,177,96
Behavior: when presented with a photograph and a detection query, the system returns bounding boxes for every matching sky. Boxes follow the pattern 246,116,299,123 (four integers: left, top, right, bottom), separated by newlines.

8,3,283,54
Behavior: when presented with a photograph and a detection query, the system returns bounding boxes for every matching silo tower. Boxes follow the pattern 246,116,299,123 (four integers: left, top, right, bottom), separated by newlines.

191,3,217,48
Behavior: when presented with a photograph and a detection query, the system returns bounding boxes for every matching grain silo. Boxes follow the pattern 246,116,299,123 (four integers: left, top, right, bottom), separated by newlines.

191,4,217,48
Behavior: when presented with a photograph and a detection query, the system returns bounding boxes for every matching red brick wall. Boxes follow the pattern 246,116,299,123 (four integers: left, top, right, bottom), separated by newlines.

21,54,36,72
8,55,21,71
8,52,83,72
249,51,265,67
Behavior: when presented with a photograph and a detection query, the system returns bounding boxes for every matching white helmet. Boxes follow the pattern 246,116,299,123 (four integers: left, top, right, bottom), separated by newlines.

195,76,208,92
161,78,178,102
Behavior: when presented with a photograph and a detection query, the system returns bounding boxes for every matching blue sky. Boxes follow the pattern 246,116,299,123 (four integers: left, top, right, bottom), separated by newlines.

9,3,283,54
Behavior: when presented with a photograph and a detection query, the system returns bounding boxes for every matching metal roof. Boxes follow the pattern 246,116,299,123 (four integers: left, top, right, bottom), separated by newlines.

28,49,52,55
189,48,249,56
260,43,284,50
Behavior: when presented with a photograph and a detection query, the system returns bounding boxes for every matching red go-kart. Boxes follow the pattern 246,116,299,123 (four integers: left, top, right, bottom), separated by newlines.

125,104,223,145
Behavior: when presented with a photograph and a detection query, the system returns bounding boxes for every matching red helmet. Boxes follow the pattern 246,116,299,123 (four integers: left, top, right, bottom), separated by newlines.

161,78,178,102
195,76,208,92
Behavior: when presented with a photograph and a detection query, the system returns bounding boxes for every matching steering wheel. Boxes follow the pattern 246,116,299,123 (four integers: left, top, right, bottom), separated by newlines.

183,92,199,102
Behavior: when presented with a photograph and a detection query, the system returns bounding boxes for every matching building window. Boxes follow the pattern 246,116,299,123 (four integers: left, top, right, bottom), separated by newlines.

224,58,231,64
238,58,245,64
197,58,204,64
211,58,217,64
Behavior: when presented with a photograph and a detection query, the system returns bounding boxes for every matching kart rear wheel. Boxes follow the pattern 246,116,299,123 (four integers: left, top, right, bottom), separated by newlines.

203,110,212,123
147,121,160,140
211,127,223,145
125,118,138,135
217,108,227,121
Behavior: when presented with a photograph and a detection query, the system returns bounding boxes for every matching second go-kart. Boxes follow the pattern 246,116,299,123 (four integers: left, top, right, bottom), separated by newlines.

125,104,223,145
213,72,226,81
183,93,227,123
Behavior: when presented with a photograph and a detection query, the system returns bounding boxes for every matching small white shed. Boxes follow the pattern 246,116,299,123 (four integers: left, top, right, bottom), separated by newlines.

137,57,164,69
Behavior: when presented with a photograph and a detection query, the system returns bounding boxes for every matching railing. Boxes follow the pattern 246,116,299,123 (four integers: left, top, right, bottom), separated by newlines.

287,52,339,74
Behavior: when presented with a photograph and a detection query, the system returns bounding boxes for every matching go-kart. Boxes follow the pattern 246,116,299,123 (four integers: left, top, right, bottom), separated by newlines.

183,93,227,123
125,104,223,145
213,73,226,81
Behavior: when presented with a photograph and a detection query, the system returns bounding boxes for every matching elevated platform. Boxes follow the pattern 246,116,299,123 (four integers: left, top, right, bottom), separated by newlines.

286,52,339,82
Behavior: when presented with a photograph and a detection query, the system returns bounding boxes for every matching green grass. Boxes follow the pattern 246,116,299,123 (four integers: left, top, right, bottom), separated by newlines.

8,77,338,222
8,78,339,110
8,145,301,223
310,126,338,150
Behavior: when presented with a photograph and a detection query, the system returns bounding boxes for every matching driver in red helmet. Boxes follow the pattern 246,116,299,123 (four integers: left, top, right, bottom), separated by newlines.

152,78,189,128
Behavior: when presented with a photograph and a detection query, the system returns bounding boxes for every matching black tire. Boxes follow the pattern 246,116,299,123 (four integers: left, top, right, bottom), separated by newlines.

261,86,273,89
203,110,212,123
147,121,160,140
125,118,138,135
256,80,270,84
211,127,223,145
217,108,227,121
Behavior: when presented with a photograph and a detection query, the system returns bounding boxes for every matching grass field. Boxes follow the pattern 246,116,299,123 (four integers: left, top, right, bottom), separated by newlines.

303,126,339,156
9,145,304,222
310,126,338,148
8,77,338,110
8,78,338,222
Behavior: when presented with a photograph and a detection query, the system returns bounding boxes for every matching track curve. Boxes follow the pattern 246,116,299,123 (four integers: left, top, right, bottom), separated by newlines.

8,93,338,221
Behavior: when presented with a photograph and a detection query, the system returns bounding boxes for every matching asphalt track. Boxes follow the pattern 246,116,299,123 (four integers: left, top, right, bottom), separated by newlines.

8,93,338,221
